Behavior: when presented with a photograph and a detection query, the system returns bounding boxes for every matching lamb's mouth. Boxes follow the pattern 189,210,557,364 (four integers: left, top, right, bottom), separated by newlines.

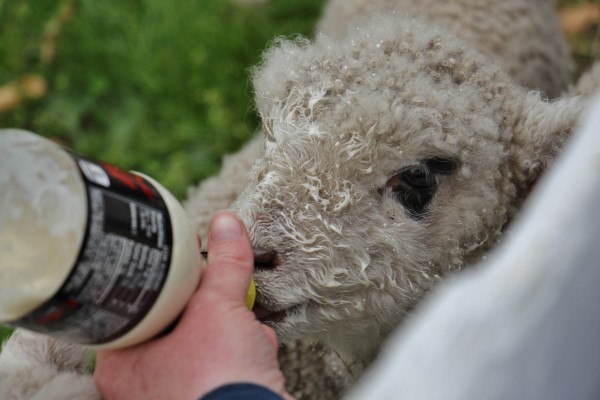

203,245,301,322
253,303,302,323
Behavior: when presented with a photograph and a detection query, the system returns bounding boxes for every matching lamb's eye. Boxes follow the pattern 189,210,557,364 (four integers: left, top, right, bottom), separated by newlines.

383,157,457,219
401,166,432,189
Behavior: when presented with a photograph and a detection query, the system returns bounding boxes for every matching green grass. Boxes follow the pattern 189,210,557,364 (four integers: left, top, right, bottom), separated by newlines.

0,326,12,343
0,0,325,198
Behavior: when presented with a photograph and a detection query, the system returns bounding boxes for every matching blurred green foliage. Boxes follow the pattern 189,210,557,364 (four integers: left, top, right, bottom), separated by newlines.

0,0,325,198
0,326,11,340
560,0,600,77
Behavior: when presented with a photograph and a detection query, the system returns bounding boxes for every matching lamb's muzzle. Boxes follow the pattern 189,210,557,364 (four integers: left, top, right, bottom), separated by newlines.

252,247,279,269
201,247,278,269
252,248,305,323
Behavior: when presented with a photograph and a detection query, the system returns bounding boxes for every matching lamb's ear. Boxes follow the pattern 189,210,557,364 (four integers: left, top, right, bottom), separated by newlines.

510,93,586,190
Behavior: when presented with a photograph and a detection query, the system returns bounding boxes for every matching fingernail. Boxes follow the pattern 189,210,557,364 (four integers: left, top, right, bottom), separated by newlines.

210,212,243,242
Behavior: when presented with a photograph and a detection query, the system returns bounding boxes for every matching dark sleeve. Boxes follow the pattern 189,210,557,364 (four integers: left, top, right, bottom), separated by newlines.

200,383,285,400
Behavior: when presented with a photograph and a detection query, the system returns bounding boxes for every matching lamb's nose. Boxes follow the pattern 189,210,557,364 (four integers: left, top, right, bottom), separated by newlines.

252,247,278,269
200,248,278,269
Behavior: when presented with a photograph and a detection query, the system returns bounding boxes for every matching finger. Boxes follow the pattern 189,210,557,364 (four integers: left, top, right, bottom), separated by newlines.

94,350,122,393
261,325,279,352
201,211,254,303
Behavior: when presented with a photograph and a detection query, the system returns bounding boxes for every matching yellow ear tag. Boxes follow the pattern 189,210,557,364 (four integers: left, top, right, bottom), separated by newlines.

246,278,256,310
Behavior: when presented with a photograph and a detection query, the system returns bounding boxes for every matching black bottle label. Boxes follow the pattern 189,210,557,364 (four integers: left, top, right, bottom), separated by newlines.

10,154,173,345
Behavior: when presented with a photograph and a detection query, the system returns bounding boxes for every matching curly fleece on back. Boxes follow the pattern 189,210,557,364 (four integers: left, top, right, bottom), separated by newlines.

317,0,573,98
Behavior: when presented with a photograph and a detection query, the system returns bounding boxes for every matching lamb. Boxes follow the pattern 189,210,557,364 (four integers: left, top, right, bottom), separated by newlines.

0,330,98,400
316,0,573,99
217,9,586,371
0,0,593,399
183,3,584,398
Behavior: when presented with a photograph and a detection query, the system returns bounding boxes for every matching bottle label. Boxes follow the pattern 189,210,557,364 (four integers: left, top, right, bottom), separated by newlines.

10,154,173,345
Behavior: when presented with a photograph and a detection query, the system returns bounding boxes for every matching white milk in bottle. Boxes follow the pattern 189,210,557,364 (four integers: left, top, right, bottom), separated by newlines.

0,129,209,348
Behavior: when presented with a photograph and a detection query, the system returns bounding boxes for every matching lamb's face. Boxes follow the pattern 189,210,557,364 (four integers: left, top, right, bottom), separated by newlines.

234,16,573,359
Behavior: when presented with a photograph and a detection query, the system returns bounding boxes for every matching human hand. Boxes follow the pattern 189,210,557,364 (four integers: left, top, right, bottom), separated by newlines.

94,211,292,400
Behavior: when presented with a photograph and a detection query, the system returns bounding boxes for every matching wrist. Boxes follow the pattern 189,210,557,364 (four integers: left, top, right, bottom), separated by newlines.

200,383,284,400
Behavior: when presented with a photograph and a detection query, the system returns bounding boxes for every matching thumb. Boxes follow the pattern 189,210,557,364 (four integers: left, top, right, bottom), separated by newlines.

201,211,254,304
